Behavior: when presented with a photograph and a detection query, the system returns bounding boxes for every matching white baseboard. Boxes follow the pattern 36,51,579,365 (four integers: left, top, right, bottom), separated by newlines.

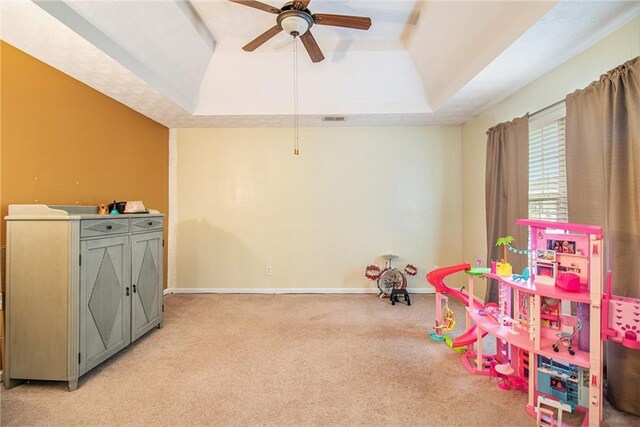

164,287,434,296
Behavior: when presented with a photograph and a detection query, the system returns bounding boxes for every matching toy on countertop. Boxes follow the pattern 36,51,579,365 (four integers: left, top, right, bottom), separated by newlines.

108,200,126,215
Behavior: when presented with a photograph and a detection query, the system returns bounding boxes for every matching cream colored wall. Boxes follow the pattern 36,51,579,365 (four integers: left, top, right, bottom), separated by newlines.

175,126,461,291
461,16,640,300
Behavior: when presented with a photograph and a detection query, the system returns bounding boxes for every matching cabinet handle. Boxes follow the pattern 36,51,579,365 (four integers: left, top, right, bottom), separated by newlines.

133,284,137,293
148,222,153,226
106,225,113,230
126,287,130,296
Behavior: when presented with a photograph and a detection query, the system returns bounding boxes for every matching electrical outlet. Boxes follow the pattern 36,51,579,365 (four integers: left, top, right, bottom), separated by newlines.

265,265,272,276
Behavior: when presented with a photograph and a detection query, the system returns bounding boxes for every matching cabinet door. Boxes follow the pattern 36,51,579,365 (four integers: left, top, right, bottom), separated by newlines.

131,231,163,342
80,235,131,374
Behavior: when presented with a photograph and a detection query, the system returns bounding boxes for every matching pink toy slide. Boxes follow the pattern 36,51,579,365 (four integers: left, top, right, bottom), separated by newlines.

427,263,487,347
452,325,483,347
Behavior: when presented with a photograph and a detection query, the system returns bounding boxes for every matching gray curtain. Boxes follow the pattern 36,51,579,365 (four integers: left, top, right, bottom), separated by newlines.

566,56,640,415
485,115,529,303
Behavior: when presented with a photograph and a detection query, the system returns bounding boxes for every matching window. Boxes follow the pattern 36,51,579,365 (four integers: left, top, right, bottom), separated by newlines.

529,103,568,221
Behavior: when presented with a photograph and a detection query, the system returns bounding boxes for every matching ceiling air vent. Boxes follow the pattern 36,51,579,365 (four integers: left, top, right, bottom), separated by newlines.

322,116,346,122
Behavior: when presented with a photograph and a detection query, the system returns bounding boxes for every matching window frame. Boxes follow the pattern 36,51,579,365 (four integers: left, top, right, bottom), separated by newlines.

528,102,568,222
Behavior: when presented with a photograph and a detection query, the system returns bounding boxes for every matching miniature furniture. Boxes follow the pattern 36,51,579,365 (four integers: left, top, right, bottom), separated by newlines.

552,315,582,355
538,395,572,427
495,363,515,390
488,360,498,381
536,402,556,427
4,205,164,391
510,375,527,393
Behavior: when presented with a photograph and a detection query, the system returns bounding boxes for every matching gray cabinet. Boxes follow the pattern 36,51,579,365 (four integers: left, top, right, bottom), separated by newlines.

131,231,163,341
80,235,130,375
4,205,164,390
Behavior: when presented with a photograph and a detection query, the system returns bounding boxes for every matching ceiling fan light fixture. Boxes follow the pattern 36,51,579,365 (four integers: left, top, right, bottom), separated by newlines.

278,10,313,36
281,15,308,36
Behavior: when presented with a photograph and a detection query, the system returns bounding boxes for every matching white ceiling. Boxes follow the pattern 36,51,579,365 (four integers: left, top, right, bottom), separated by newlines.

2,0,639,127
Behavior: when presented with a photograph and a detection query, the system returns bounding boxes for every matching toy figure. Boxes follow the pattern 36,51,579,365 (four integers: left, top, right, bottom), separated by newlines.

562,241,575,254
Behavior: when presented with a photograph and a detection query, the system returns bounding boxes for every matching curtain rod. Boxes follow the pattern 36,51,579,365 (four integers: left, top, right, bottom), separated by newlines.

530,99,565,118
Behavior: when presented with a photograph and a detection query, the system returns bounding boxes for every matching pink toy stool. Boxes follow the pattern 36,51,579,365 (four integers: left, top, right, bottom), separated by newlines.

495,364,514,390
488,361,498,381
510,376,527,393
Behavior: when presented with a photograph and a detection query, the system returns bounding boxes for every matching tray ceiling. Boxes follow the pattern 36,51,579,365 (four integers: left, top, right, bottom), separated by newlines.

2,0,639,127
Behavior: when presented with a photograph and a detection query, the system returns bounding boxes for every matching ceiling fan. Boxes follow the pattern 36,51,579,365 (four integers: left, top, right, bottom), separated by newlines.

229,0,372,63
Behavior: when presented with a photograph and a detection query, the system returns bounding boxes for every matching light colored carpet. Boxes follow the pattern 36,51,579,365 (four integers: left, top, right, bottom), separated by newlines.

1,294,638,426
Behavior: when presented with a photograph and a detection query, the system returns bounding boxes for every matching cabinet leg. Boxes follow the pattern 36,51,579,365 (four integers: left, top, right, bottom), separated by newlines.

157,320,164,329
68,379,78,391
4,377,25,389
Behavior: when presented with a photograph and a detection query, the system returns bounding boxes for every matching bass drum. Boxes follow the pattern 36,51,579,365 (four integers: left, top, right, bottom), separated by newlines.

377,267,407,296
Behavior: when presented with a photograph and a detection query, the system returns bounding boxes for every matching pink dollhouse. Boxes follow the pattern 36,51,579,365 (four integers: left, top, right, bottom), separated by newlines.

427,219,640,427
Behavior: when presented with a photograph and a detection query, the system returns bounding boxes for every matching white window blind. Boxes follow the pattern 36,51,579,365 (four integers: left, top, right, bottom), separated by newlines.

529,103,568,221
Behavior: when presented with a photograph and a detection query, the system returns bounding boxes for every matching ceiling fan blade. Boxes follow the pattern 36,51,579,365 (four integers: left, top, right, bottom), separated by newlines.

313,13,372,30
293,0,311,9
243,25,283,51
228,0,281,14
299,31,324,63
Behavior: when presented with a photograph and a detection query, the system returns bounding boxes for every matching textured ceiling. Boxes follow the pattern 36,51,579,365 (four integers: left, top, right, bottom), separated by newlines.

192,0,418,50
2,0,639,128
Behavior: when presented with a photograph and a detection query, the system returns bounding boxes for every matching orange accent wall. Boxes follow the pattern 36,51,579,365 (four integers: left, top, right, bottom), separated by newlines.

0,42,169,289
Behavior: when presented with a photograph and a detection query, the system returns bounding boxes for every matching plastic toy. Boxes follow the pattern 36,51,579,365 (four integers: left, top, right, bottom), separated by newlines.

601,272,640,349
430,295,456,342
428,219,640,427
364,255,417,304
541,297,560,330
496,262,512,277
537,395,572,427
495,236,515,276
365,264,381,280
377,254,406,296
512,266,530,281
557,272,581,292
427,264,494,359
552,315,582,355
435,297,456,331
440,299,456,331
